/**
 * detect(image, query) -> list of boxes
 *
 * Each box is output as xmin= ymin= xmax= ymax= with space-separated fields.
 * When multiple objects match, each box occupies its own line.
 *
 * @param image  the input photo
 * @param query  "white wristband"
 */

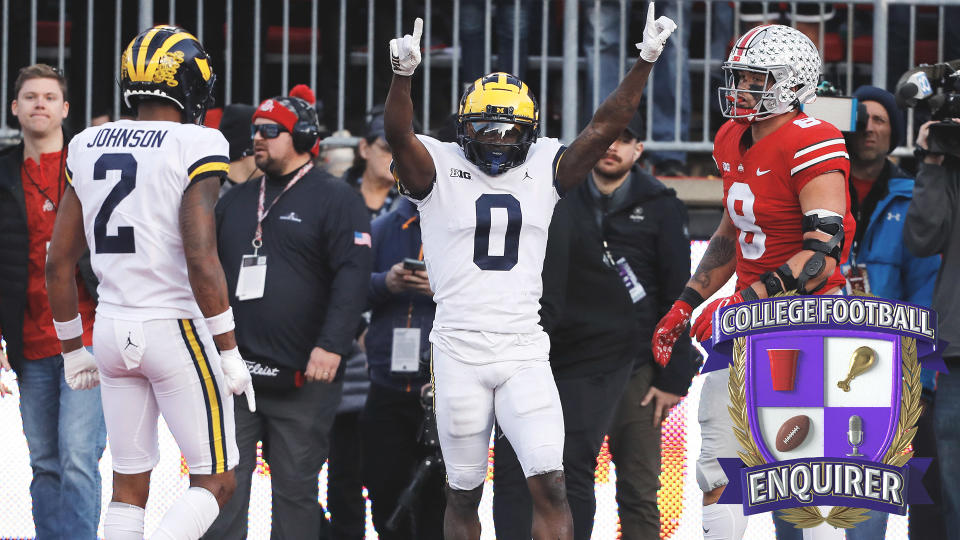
xmin=205 ymin=307 xmax=235 ymax=336
xmin=53 ymin=314 xmax=84 ymax=341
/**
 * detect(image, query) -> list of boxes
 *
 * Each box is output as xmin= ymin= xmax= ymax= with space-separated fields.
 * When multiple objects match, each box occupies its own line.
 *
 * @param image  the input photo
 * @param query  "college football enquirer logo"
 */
xmin=706 ymin=295 xmax=943 ymax=528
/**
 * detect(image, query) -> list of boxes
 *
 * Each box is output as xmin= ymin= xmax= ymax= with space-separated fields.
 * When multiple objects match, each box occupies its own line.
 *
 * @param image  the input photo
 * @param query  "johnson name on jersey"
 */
xmin=404 ymin=134 xmax=565 ymax=335
xmin=713 ymin=112 xmax=855 ymax=292
xmin=65 ymin=120 xmax=229 ymax=321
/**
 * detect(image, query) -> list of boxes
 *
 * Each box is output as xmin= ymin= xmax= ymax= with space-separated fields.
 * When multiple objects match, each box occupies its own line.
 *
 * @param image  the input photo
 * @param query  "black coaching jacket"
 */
xmin=0 ymin=141 xmax=98 ymax=375
xmin=539 ymin=166 xmax=700 ymax=395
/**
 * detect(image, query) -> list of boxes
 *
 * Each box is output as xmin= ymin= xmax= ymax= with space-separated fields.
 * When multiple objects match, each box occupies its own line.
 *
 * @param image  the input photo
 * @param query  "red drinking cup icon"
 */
xmin=767 ymin=349 xmax=800 ymax=391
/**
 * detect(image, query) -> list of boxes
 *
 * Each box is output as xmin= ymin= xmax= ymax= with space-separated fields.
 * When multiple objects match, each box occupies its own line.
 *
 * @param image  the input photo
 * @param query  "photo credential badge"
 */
xmin=236 ymin=255 xmax=267 ymax=300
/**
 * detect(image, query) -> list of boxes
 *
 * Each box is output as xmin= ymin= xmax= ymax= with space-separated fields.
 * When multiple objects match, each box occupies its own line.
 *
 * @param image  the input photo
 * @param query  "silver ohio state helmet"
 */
xmin=719 ymin=25 xmax=822 ymax=122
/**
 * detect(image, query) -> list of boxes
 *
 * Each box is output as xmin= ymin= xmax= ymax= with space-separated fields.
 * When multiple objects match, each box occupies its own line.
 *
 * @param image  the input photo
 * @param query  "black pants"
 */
xmin=910 ymin=394 xmax=947 ymax=539
xmin=361 ymin=382 xmax=444 ymax=540
xmin=608 ymin=363 xmax=662 ymax=539
xmin=492 ymin=361 xmax=634 ymax=540
xmin=203 ymin=381 xmax=343 ymax=539
xmin=324 ymin=410 xmax=366 ymax=540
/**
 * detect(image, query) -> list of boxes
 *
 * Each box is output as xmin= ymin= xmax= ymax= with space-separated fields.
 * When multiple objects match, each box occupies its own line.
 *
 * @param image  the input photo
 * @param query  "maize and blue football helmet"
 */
xmin=120 ymin=25 xmax=216 ymax=124
xmin=457 ymin=72 xmax=539 ymax=175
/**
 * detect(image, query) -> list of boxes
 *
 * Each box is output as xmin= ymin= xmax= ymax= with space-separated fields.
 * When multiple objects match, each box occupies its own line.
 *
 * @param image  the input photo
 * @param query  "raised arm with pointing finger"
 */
xmin=384 ymin=3 xmax=676 ymax=196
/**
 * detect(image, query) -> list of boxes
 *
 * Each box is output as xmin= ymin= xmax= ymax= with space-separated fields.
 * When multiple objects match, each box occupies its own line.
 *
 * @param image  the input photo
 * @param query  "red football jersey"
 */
xmin=713 ymin=112 xmax=855 ymax=292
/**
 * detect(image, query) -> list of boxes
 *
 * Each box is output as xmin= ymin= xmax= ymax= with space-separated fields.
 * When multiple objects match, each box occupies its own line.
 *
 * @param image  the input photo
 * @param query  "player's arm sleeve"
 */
xmin=538 ymin=201 xmax=572 ymax=335
xmin=652 ymin=197 xmax=699 ymax=396
xmin=183 ymin=129 xmax=230 ymax=190
xmin=904 ymin=163 xmax=958 ymax=257
xmin=789 ymin=129 xmax=850 ymax=192
xmin=316 ymin=188 xmax=375 ymax=357
xmin=551 ymin=144 xmax=568 ymax=199
xmin=393 ymin=134 xmax=439 ymax=205
xmin=64 ymin=137 xmax=79 ymax=188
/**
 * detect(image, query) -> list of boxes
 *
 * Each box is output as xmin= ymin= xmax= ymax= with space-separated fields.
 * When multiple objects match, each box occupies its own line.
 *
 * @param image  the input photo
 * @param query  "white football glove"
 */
xmin=220 ymin=347 xmax=256 ymax=412
xmin=390 ymin=18 xmax=423 ymax=76
xmin=62 ymin=347 xmax=99 ymax=391
xmin=635 ymin=2 xmax=677 ymax=63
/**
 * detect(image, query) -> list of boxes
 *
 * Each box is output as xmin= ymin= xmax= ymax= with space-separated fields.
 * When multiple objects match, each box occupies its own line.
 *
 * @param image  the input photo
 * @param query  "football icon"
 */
xmin=776 ymin=414 xmax=811 ymax=452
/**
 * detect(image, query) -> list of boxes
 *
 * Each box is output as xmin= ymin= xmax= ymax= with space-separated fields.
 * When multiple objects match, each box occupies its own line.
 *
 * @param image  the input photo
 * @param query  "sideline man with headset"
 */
xmin=204 ymin=95 xmax=373 ymax=538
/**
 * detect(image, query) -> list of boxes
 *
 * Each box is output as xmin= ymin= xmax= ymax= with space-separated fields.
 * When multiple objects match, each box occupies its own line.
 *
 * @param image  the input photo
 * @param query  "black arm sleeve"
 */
xmin=653 ymin=197 xmax=700 ymax=395
xmin=316 ymin=190 xmax=375 ymax=356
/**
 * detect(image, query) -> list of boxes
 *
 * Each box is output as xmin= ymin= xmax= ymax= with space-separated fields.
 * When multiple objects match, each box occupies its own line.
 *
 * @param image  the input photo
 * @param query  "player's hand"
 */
xmin=220 ymin=347 xmax=256 ymax=412
xmin=641 ymin=386 xmax=682 ymax=427
xmin=305 ymin=346 xmax=341 ymax=384
xmin=62 ymin=346 xmax=100 ymax=391
xmin=390 ymin=18 xmax=423 ymax=76
xmin=635 ymin=2 xmax=677 ymax=63
xmin=652 ymin=300 xmax=693 ymax=367
xmin=690 ymin=292 xmax=746 ymax=343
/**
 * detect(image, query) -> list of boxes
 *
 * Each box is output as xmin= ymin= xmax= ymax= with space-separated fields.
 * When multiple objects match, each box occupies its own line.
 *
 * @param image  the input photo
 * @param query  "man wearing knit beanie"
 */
xmin=840 ymin=85 xmax=944 ymax=539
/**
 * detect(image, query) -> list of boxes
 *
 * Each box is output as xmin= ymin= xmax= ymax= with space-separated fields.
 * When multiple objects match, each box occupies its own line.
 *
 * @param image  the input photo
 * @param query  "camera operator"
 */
xmin=361 ymin=196 xmax=444 ymax=539
xmin=904 ymin=116 xmax=960 ymax=540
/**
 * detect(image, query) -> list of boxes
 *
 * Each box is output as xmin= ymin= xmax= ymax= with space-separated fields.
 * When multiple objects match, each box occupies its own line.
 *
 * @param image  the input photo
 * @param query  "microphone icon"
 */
xmin=847 ymin=415 xmax=864 ymax=457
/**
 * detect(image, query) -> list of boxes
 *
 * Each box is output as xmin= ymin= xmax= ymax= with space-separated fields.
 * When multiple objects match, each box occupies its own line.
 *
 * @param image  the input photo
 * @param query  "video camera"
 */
xmin=895 ymin=60 xmax=960 ymax=157
xmin=801 ymin=81 xmax=865 ymax=133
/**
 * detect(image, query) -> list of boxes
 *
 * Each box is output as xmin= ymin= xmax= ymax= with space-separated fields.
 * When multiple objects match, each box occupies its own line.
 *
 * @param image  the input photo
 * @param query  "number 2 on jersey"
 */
xmin=726 ymin=182 xmax=766 ymax=259
xmin=93 ymin=153 xmax=137 ymax=254
xmin=474 ymin=194 xmax=521 ymax=271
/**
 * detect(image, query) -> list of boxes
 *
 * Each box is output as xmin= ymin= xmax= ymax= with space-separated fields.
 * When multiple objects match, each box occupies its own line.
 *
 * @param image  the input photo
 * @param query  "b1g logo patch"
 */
xmin=450 ymin=168 xmax=471 ymax=179
xmin=702 ymin=296 xmax=945 ymax=528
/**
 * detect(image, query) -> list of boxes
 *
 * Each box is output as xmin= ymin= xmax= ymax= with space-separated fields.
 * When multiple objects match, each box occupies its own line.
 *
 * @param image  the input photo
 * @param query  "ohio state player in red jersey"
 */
xmin=651 ymin=24 xmax=854 ymax=539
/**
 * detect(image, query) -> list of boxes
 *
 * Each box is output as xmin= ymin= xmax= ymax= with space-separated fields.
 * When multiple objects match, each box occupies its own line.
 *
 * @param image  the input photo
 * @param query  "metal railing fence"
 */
xmin=1 ymin=0 xmax=957 ymax=157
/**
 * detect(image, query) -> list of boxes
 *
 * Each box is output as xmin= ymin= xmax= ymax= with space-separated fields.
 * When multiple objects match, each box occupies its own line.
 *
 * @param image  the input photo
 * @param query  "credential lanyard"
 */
xmin=252 ymin=162 xmax=313 ymax=254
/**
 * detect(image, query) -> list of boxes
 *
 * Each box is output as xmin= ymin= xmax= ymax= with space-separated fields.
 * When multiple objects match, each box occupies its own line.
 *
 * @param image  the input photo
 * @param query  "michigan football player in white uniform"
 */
xmin=45 ymin=26 xmax=254 ymax=540
xmin=385 ymin=5 xmax=676 ymax=538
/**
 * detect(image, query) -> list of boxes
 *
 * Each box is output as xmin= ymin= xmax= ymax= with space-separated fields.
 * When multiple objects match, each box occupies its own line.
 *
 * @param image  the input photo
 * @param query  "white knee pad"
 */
xmin=152 ymin=486 xmax=220 ymax=540
xmin=702 ymin=503 xmax=748 ymax=540
xmin=104 ymin=502 xmax=145 ymax=540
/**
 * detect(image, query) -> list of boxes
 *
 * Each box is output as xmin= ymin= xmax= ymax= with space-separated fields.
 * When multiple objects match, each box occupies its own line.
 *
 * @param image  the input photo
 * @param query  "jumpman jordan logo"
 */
xmin=522 ymin=170 xmax=533 ymax=182
xmin=124 ymin=332 xmax=139 ymax=351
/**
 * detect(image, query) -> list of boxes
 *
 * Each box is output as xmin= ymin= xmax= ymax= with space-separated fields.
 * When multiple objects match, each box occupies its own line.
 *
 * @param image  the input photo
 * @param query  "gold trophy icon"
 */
xmin=837 ymin=346 xmax=877 ymax=392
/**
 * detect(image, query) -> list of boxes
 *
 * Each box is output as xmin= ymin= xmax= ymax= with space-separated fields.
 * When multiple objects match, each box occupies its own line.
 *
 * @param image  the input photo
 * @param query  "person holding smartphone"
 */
xmin=363 ymin=197 xmax=443 ymax=539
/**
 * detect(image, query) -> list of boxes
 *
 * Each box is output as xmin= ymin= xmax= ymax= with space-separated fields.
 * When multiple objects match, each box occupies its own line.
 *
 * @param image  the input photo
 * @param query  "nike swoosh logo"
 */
xmin=757 ymin=168 xmax=771 ymax=176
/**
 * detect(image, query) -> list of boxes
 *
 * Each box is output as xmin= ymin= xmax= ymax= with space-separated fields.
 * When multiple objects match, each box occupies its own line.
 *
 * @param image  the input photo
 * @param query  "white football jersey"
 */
xmin=407 ymin=135 xmax=565 ymax=335
xmin=65 ymin=120 xmax=230 ymax=321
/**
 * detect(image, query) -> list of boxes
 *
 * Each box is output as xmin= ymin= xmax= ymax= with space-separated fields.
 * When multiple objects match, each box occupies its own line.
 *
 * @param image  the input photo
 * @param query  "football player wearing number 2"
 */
xmin=385 ymin=5 xmax=675 ymax=539
xmin=651 ymin=25 xmax=855 ymax=539
xmin=46 ymin=26 xmax=255 ymax=540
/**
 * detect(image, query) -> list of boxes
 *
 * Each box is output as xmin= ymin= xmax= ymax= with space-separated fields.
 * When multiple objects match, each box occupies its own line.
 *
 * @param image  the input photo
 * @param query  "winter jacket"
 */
xmin=540 ymin=166 xmax=700 ymax=395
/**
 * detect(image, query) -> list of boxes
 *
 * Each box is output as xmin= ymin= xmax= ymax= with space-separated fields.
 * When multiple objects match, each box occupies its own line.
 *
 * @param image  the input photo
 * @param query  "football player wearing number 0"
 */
xmin=649 ymin=25 xmax=855 ymax=539
xmin=46 ymin=26 xmax=254 ymax=540
xmin=385 ymin=5 xmax=675 ymax=539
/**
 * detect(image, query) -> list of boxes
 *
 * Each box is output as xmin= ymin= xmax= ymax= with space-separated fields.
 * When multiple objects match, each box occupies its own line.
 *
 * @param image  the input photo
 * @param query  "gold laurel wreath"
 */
xmin=728 ymin=332 xmax=923 ymax=529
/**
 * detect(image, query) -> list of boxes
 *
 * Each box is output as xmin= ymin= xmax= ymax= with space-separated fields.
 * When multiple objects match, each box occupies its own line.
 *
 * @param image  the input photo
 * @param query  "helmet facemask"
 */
xmin=719 ymin=64 xmax=797 ymax=123
xmin=459 ymin=120 xmax=536 ymax=175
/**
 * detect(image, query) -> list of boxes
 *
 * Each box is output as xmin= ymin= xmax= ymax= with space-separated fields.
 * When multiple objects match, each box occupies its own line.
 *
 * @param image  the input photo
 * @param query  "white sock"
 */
xmin=702 ymin=503 xmax=748 ymax=540
xmin=151 ymin=487 xmax=220 ymax=540
xmin=104 ymin=502 xmax=145 ymax=540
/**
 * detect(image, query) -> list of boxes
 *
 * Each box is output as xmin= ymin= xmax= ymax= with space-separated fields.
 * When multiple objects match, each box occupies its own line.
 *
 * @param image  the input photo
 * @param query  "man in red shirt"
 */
xmin=0 ymin=64 xmax=104 ymax=539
